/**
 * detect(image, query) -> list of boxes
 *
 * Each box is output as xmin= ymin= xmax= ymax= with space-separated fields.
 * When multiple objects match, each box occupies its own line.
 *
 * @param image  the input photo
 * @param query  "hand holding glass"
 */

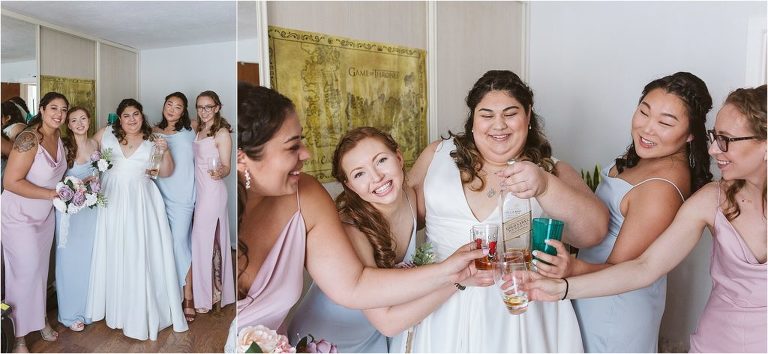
xmin=531 ymin=218 xmax=564 ymax=264
xmin=145 ymin=135 xmax=166 ymax=179
xmin=495 ymin=250 xmax=529 ymax=315
xmin=471 ymin=224 xmax=499 ymax=270
xmin=208 ymin=156 xmax=221 ymax=178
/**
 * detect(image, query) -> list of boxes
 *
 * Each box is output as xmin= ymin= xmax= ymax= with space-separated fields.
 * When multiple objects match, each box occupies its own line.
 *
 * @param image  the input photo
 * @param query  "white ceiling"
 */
xmin=2 ymin=1 xmax=237 ymax=62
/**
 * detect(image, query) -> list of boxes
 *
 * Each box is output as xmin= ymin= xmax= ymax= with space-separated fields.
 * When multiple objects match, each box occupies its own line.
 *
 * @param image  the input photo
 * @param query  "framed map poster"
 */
xmin=269 ymin=26 xmax=427 ymax=182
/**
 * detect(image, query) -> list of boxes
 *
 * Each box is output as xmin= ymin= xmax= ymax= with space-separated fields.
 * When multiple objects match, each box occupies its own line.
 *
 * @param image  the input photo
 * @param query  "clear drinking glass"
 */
xmin=145 ymin=134 xmax=165 ymax=179
xmin=495 ymin=250 xmax=529 ymax=315
xmin=208 ymin=156 xmax=221 ymax=177
xmin=471 ymin=224 xmax=499 ymax=270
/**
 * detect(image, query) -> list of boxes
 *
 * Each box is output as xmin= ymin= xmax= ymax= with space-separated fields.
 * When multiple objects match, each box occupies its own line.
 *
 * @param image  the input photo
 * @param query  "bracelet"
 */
xmin=561 ymin=278 xmax=570 ymax=300
xmin=454 ymin=283 xmax=466 ymax=291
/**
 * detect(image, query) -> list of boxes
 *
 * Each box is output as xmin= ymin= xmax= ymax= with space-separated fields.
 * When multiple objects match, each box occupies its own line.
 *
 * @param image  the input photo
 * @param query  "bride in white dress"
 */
xmin=404 ymin=71 xmax=609 ymax=352
xmin=87 ymin=99 xmax=188 ymax=341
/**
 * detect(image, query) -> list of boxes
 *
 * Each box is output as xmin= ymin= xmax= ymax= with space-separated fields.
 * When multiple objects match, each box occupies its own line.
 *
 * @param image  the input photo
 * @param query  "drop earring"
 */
xmin=688 ymin=142 xmax=695 ymax=168
xmin=245 ymin=169 xmax=252 ymax=189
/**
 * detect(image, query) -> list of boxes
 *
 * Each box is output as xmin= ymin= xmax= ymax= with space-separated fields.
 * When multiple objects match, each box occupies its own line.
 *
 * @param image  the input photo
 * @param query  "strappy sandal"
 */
xmin=40 ymin=325 xmax=58 ymax=341
xmin=69 ymin=320 xmax=85 ymax=332
xmin=183 ymin=298 xmax=196 ymax=322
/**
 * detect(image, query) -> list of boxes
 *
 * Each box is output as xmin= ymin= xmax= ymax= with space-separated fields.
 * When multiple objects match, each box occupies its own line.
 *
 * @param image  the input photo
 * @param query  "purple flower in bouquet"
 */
xmin=306 ymin=339 xmax=337 ymax=353
xmin=72 ymin=190 xmax=86 ymax=207
xmin=90 ymin=150 xmax=101 ymax=162
xmin=58 ymin=185 xmax=75 ymax=202
xmin=89 ymin=179 xmax=101 ymax=193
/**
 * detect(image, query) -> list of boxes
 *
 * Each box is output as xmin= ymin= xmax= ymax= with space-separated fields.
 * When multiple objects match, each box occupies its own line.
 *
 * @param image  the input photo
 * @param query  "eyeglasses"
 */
xmin=706 ymin=129 xmax=760 ymax=152
xmin=196 ymin=105 xmax=216 ymax=113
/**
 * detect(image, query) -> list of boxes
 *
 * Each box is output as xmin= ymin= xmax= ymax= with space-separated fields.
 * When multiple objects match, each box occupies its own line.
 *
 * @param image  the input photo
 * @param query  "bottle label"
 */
xmin=503 ymin=211 xmax=531 ymax=242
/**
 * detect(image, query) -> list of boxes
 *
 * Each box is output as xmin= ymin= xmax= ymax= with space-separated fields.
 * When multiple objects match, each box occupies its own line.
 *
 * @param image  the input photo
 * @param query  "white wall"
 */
xmin=1 ymin=59 xmax=36 ymax=83
xmin=237 ymin=38 xmax=260 ymax=63
xmin=529 ymin=1 xmax=766 ymax=350
xmin=139 ymin=40 xmax=238 ymax=246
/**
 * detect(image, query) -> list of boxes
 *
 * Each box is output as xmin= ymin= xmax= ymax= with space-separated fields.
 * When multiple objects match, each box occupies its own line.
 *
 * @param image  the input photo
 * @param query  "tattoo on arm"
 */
xmin=13 ymin=131 xmax=38 ymax=153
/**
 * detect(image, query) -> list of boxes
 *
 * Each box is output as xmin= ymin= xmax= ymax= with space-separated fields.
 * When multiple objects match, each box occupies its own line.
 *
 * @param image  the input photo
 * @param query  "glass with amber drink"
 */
xmin=495 ymin=250 xmax=529 ymax=315
xmin=471 ymin=224 xmax=499 ymax=270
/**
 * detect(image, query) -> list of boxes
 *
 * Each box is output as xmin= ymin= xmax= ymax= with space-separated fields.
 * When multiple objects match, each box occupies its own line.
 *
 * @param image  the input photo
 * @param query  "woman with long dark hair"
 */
xmin=2 ymin=92 xmax=69 ymax=352
xmin=227 ymin=83 xmax=483 ymax=352
xmin=404 ymin=70 xmax=609 ymax=352
xmin=153 ymin=92 xmax=197 ymax=322
xmin=54 ymin=107 xmax=100 ymax=333
xmin=527 ymin=85 xmax=767 ymax=353
xmin=534 ymin=72 xmax=714 ymax=352
xmin=86 ymin=98 xmax=188 ymax=340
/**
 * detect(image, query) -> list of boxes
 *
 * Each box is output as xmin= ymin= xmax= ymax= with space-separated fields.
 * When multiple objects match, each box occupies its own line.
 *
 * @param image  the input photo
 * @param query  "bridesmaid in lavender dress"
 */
xmin=1 ymin=92 xmax=69 ymax=353
xmin=190 ymin=90 xmax=235 ymax=314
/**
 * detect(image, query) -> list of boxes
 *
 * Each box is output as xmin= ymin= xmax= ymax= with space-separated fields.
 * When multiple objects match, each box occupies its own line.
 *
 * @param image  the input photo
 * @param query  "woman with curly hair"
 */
xmin=526 ymin=85 xmax=767 ymax=353
xmin=87 ymin=98 xmax=188 ymax=341
xmin=404 ymin=70 xmax=609 ymax=352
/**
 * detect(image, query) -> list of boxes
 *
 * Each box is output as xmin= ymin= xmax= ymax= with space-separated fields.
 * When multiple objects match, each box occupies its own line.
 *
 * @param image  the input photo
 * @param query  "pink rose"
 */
xmin=90 ymin=150 xmax=101 ymax=161
xmin=307 ymin=339 xmax=337 ymax=353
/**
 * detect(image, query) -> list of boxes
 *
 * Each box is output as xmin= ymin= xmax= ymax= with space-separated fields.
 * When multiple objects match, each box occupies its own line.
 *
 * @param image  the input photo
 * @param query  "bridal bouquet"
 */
xmin=53 ymin=175 xmax=106 ymax=214
xmin=239 ymin=325 xmax=295 ymax=353
xmin=238 ymin=326 xmax=337 ymax=353
xmin=91 ymin=148 xmax=114 ymax=173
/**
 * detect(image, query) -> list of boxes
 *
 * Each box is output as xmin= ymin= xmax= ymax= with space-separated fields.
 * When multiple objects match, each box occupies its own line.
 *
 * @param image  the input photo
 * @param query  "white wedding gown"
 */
xmin=400 ymin=139 xmax=583 ymax=352
xmin=86 ymin=126 xmax=188 ymax=340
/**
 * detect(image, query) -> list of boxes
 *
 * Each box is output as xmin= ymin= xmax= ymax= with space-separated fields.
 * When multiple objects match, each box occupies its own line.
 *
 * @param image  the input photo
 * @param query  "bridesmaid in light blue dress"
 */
xmin=55 ymin=106 xmax=100 ymax=332
xmin=287 ymin=128 xmax=468 ymax=353
xmin=153 ymin=92 xmax=197 ymax=322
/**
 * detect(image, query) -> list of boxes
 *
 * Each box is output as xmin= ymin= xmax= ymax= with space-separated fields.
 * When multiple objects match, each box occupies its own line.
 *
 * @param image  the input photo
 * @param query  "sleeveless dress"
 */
xmin=1 ymin=123 xmax=27 ymax=187
xmin=86 ymin=126 xmax=188 ymax=340
xmin=573 ymin=163 xmax=684 ymax=352
xmin=405 ymin=139 xmax=583 ymax=352
xmin=1 ymin=136 xmax=66 ymax=336
xmin=191 ymin=135 xmax=235 ymax=311
xmin=225 ymin=190 xmax=307 ymax=352
xmin=54 ymin=161 xmax=98 ymax=327
xmin=287 ymin=196 xmax=418 ymax=352
xmin=689 ymin=184 xmax=767 ymax=352
xmin=154 ymin=128 xmax=196 ymax=287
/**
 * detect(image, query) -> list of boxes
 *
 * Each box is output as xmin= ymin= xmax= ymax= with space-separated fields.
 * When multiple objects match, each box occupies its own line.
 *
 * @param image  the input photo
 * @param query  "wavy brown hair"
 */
xmin=616 ymin=72 xmax=713 ymax=192
xmin=236 ymin=83 xmax=296 ymax=296
xmin=112 ymin=98 xmax=153 ymax=144
xmin=446 ymin=70 xmax=555 ymax=191
xmin=196 ymin=90 xmax=232 ymax=137
xmin=332 ymin=127 xmax=406 ymax=269
xmin=62 ymin=107 xmax=91 ymax=169
xmin=721 ymin=85 xmax=767 ymax=221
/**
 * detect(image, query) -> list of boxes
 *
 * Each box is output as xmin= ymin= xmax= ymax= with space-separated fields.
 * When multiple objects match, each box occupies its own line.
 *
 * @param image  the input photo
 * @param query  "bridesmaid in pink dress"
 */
xmin=190 ymin=90 xmax=235 ymax=313
xmin=526 ymin=85 xmax=767 ymax=352
xmin=1 ymin=92 xmax=69 ymax=353
xmin=227 ymin=83 xmax=486 ymax=351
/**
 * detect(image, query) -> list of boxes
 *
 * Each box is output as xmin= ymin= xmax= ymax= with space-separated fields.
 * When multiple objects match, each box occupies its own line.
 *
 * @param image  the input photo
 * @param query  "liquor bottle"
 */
xmin=499 ymin=160 xmax=533 ymax=265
